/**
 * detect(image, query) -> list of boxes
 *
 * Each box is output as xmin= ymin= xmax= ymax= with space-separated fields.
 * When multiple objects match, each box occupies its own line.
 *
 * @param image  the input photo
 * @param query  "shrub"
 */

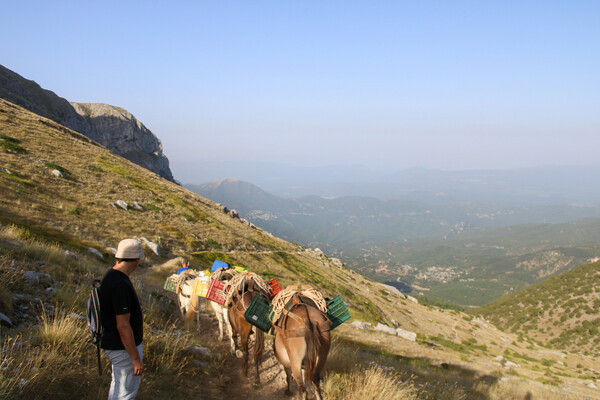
xmin=44 ymin=162 xmax=70 ymax=178
xmin=207 ymin=238 xmax=221 ymax=250
xmin=0 ymin=134 xmax=26 ymax=154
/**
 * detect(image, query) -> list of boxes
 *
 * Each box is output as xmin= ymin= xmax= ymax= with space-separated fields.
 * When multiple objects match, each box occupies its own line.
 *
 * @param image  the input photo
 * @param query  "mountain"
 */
xmin=2 ymin=97 xmax=599 ymax=398
xmin=186 ymin=178 xmax=297 ymax=214
xmin=0 ymin=64 xmax=174 ymax=182
xmin=176 ymin=160 xmax=389 ymax=196
xmin=187 ymin=178 xmax=600 ymax=307
xmin=476 ymin=260 xmax=600 ymax=353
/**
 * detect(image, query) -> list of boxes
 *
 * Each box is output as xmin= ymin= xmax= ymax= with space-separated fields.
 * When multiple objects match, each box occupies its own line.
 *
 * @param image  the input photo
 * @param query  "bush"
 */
xmin=0 ymin=134 xmax=26 ymax=154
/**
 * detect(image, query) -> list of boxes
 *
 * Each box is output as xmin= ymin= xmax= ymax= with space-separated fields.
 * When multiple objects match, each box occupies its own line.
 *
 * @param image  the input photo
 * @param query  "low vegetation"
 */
xmin=476 ymin=261 xmax=600 ymax=354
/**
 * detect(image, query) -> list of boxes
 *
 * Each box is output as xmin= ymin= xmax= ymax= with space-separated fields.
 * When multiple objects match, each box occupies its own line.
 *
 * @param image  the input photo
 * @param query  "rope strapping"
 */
xmin=175 ymin=269 xmax=201 ymax=295
xmin=224 ymin=272 xmax=271 ymax=305
xmin=270 ymin=286 xmax=327 ymax=324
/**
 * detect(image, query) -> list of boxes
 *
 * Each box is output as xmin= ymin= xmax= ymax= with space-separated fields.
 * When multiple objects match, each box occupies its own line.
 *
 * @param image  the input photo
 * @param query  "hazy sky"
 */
xmin=2 ymin=1 xmax=599 ymax=182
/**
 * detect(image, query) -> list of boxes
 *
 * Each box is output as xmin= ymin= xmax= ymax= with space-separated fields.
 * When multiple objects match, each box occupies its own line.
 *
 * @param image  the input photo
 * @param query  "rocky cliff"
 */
xmin=0 ymin=64 xmax=175 ymax=182
xmin=70 ymin=102 xmax=173 ymax=181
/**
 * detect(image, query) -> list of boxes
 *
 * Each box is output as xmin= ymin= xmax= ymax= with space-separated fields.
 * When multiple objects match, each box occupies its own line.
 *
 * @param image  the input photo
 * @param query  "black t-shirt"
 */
xmin=99 ymin=268 xmax=143 ymax=350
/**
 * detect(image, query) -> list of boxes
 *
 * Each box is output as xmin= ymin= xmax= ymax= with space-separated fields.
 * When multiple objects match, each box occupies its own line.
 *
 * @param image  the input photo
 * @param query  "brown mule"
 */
xmin=273 ymin=296 xmax=332 ymax=400
xmin=228 ymin=281 xmax=266 ymax=386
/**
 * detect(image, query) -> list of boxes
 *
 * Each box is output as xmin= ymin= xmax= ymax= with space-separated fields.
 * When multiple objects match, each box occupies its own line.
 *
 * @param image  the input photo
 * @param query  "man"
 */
xmin=177 ymin=259 xmax=190 ymax=275
xmin=99 ymin=238 xmax=145 ymax=399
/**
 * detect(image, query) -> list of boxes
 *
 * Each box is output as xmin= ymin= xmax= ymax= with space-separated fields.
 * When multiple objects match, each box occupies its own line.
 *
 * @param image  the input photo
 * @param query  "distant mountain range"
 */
xmin=180 ymin=160 xmax=600 ymax=204
xmin=187 ymin=177 xmax=600 ymax=247
xmin=187 ymin=177 xmax=600 ymax=306
xmin=0 ymin=64 xmax=174 ymax=181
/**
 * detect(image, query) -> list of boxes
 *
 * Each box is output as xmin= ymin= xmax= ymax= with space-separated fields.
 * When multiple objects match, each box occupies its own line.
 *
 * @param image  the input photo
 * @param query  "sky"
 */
xmin=2 ymin=1 xmax=600 ymax=184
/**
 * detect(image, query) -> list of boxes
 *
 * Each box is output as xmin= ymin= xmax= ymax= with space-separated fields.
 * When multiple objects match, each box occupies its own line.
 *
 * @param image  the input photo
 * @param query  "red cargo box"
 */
xmin=267 ymin=278 xmax=282 ymax=299
xmin=206 ymin=279 xmax=228 ymax=305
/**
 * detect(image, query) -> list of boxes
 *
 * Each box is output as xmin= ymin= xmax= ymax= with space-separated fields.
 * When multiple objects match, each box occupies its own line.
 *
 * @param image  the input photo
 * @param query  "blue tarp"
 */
xmin=211 ymin=259 xmax=229 ymax=272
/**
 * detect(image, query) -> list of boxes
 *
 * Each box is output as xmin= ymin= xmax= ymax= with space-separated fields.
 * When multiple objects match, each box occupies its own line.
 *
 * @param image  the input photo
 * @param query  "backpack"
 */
xmin=86 ymin=278 xmax=103 ymax=375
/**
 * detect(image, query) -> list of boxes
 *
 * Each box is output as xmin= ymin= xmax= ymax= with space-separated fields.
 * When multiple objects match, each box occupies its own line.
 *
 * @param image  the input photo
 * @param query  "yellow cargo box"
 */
xmin=193 ymin=277 xmax=210 ymax=297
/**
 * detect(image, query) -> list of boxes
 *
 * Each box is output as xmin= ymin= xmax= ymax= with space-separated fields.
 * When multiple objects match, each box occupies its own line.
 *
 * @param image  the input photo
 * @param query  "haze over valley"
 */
xmin=187 ymin=173 xmax=600 ymax=307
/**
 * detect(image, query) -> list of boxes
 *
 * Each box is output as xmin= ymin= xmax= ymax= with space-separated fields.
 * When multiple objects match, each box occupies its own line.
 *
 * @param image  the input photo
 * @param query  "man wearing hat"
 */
xmin=99 ymin=239 xmax=145 ymax=399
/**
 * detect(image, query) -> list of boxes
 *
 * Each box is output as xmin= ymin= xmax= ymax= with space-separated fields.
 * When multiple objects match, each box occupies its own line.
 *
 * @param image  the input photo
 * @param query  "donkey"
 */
xmin=209 ymin=268 xmax=237 ymax=345
xmin=273 ymin=295 xmax=332 ymax=400
xmin=176 ymin=273 xmax=202 ymax=332
xmin=227 ymin=279 xmax=267 ymax=387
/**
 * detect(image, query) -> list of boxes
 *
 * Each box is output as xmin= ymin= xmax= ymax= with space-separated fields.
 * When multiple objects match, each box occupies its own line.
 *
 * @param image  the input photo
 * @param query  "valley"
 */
xmin=188 ymin=178 xmax=600 ymax=307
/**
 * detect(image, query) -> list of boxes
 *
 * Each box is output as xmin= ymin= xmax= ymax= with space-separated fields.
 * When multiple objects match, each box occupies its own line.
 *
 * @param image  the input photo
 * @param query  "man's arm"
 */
xmin=115 ymin=313 xmax=144 ymax=375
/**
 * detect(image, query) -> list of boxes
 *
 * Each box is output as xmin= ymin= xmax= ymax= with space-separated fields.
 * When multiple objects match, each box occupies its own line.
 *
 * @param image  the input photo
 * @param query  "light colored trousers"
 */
xmin=104 ymin=344 xmax=143 ymax=400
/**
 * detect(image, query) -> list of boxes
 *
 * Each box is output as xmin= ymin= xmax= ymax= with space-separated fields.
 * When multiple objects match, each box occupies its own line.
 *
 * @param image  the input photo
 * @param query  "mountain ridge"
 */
xmin=0 ymin=64 xmax=174 ymax=182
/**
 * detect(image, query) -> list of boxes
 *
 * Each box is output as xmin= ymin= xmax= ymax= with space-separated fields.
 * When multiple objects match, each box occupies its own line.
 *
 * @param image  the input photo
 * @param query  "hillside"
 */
xmin=2 ymin=98 xmax=600 ymax=399
xmin=0 ymin=64 xmax=174 ymax=181
xmin=476 ymin=261 xmax=600 ymax=353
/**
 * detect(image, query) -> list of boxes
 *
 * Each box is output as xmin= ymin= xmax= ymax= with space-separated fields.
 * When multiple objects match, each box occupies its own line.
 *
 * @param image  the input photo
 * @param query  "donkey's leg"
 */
xmin=177 ymin=294 xmax=186 ymax=319
xmin=253 ymin=328 xmax=264 ymax=387
xmin=211 ymin=302 xmax=225 ymax=341
xmin=188 ymin=295 xmax=201 ymax=332
xmin=240 ymin=324 xmax=251 ymax=377
xmin=274 ymin=334 xmax=294 ymax=396
xmin=225 ymin=309 xmax=238 ymax=352
xmin=217 ymin=309 xmax=225 ymax=340
xmin=196 ymin=296 xmax=201 ymax=332
xmin=284 ymin=366 xmax=294 ymax=396
xmin=285 ymin=337 xmax=307 ymax=400
xmin=228 ymin=309 xmax=242 ymax=357
xmin=312 ymin=332 xmax=331 ymax=400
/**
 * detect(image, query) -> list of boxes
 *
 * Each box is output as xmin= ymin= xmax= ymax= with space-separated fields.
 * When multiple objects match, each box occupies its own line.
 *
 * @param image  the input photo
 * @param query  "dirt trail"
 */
xmin=192 ymin=305 xmax=289 ymax=399
xmin=140 ymin=267 xmax=289 ymax=399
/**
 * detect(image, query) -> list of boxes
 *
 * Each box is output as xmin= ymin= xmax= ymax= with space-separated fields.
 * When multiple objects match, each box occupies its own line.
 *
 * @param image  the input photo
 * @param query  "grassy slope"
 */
xmin=1 ymin=98 xmax=600 ymax=399
xmin=476 ymin=261 xmax=600 ymax=353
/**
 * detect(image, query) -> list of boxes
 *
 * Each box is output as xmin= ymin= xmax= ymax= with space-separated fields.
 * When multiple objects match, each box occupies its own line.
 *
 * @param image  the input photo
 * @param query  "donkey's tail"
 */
xmin=254 ymin=326 xmax=265 ymax=363
xmin=304 ymin=312 xmax=321 ymax=386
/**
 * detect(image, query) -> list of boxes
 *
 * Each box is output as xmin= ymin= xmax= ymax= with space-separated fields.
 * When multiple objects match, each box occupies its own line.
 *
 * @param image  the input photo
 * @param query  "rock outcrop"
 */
xmin=0 ymin=64 xmax=175 ymax=182
xmin=70 ymin=103 xmax=173 ymax=181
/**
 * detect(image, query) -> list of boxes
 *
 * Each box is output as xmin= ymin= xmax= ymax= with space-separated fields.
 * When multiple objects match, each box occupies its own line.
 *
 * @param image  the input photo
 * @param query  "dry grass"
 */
xmin=0 ymin=289 xmax=211 ymax=399
xmin=323 ymin=366 xmax=418 ymax=400
xmin=0 ymin=98 xmax=295 ymax=259
xmin=0 ymin=307 xmax=102 ymax=399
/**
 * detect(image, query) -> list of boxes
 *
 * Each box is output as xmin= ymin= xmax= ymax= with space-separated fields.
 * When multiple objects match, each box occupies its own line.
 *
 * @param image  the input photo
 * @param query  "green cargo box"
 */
xmin=327 ymin=295 xmax=351 ymax=329
xmin=244 ymin=294 xmax=273 ymax=332
xmin=164 ymin=275 xmax=177 ymax=293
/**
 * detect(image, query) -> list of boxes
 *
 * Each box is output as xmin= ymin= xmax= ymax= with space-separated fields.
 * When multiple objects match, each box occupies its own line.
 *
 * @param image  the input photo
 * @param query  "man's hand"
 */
xmin=132 ymin=357 xmax=144 ymax=376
